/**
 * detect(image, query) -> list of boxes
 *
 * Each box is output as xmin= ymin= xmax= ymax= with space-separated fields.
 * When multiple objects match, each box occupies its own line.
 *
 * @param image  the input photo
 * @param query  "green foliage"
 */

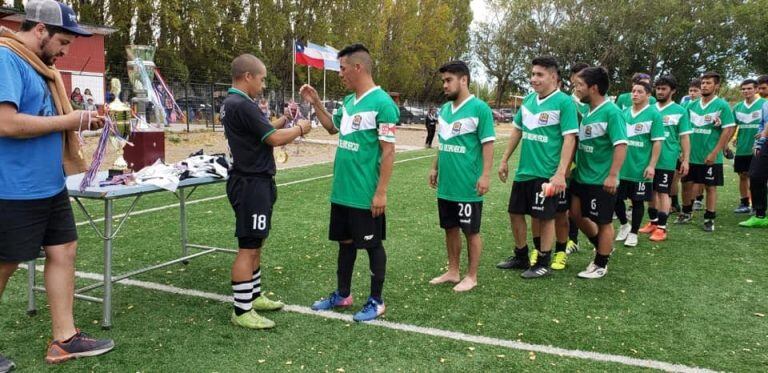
xmin=474 ymin=0 xmax=761 ymax=101
xmin=69 ymin=0 xmax=470 ymax=102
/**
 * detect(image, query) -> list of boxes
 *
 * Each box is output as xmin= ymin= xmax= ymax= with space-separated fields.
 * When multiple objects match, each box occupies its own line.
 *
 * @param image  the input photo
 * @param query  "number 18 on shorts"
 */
xmin=438 ymin=199 xmax=483 ymax=234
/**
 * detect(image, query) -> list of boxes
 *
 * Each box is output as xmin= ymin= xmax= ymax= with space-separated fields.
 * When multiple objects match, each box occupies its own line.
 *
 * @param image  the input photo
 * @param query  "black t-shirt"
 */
xmin=221 ymin=89 xmax=276 ymax=176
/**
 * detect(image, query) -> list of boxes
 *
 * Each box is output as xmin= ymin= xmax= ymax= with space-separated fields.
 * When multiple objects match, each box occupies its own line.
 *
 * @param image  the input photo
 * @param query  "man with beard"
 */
xmin=496 ymin=56 xmax=578 ymax=278
xmin=0 ymin=0 xmax=114 ymax=368
xmin=427 ymin=60 xmax=495 ymax=292
xmin=570 ymin=67 xmax=627 ymax=279
xmin=300 ymin=44 xmax=398 ymax=321
xmin=679 ymin=72 xmax=736 ymax=232
xmin=636 ymin=75 xmax=691 ymax=242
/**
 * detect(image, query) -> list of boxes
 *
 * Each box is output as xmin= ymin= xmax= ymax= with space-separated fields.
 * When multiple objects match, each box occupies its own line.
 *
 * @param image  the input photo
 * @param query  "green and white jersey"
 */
xmin=620 ymin=105 xmax=665 ymax=182
xmin=574 ymin=100 xmax=628 ymax=186
xmin=331 ymin=86 xmax=399 ymax=209
xmin=733 ymin=97 xmax=766 ymax=156
xmin=512 ymin=90 xmax=579 ymax=181
xmin=615 ymin=92 xmax=657 ymax=111
xmin=655 ymin=102 xmax=693 ymax=171
xmin=437 ymin=95 xmax=496 ymax=202
xmin=688 ymin=96 xmax=736 ymax=165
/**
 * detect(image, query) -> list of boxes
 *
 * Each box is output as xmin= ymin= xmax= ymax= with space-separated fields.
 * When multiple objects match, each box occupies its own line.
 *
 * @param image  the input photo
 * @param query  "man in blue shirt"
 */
xmin=740 ymin=75 xmax=768 ymax=227
xmin=0 ymin=0 xmax=114 ymax=368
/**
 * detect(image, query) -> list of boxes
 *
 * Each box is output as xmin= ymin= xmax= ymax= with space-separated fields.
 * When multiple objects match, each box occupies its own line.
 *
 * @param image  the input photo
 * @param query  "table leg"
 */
xmin=26 ymin=261 xmax=37 ymax=316
xmin=179 ymin=189 xmax=190 ymax=264
xmin=102 ymin=199 xmax=113 ymax=330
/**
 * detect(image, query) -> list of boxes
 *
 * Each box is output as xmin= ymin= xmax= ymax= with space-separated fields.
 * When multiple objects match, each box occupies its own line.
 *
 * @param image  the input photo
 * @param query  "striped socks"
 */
xmin=232 ymin=279 xmax=253 ymax=316
xmin=253 ymin=268 xmax=261 ymax=299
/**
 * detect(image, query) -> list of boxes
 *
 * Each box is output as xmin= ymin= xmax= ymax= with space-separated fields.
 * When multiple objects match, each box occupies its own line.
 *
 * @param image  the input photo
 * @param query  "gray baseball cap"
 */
xmin=24 ymin=0 xmax=92 ymax=37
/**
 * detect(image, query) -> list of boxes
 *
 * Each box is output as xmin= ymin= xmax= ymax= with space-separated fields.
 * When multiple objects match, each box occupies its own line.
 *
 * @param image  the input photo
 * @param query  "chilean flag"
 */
xmin=295 ymin=40 xmax=325 ymax=69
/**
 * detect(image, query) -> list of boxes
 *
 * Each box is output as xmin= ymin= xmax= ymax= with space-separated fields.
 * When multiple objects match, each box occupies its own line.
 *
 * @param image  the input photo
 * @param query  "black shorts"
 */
xmin=556 ymin=187 xmax=570 ymax=213
xmin=437 ymin=199 xmax=483 ymax=234
xmin=734 ymin=155 xmax=753 ymax=174
xmin=682 ymin=163 xmax=724 ymax=186
xmin=570 ymin=181 xmax=618 ymax=225
xmin=617 ymin=180 xmax=652 ymax=201
xmin=226 ymin=175 xmax=277 ymax=248
xmin=653 ymin=169 xmax=675 ymax=194
xmin=0 ymin=189 xmax=78 ymax=262
xmin=329 ymin=203 xmax=386 ymax=248
xmin=507 ymin=178 xmax=558 ymax=220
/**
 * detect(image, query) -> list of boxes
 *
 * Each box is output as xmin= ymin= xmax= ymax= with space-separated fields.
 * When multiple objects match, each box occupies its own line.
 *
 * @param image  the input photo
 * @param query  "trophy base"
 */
xmin=108 ymin=169 xmax=127 ymax=180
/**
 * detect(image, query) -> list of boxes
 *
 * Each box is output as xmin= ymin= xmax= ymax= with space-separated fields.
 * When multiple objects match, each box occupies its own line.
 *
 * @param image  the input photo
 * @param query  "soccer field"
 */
xmin=1 ymin=141 xmax=765 ymax=372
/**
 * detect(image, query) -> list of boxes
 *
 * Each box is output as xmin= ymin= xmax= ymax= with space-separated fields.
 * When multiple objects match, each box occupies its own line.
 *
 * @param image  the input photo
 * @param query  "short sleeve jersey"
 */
xmin=733 ymin=98 xmax=766 ymax=156
xmin=221 ymin=88 xmax=276 ymax=176
xmin=620 ymin=105 xmax=665 ymax=182
xmin=655 ymin=102 xmax=693 ymax=171
xmin=0 ymin=47 xmax=63 ymax=200
xmin=437 ymin=95 xmax=496 ymax=202
xmin=688 ymin=96 xmax=736 ymax=165
xmin=331 ymin=86 xmax=399 ymax=209
xmin=574 ymin=100 xmax=628 ymax=186
xmin=512 ymin=91 xmax=579 ymax=182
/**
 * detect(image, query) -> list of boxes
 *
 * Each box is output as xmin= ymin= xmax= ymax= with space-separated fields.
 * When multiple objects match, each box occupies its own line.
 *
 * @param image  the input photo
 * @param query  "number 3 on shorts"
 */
xmin=252 ymin=214 xmax=267 ymax=230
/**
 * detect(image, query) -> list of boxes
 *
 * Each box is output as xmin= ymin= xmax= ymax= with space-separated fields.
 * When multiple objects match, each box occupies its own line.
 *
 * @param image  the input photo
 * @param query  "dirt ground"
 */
xmin=81 ymin=124 xmax=513 ymax=171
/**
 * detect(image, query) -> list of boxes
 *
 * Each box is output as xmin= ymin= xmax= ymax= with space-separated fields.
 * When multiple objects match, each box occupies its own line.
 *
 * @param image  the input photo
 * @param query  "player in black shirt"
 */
xmin=222 ymin=54 xmax=311 ymax=329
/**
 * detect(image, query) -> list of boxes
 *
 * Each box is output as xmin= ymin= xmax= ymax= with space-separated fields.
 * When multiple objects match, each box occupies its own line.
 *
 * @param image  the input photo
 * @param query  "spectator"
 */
xmin=69 ymin=87 xmax=83 ymax=109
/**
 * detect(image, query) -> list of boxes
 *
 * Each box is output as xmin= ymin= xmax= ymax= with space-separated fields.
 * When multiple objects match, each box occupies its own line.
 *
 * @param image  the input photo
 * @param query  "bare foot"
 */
xmin=429 ymin=272 xmax=460 ymax=285
xmin=452 ymin=277 xmax=477 ymax=292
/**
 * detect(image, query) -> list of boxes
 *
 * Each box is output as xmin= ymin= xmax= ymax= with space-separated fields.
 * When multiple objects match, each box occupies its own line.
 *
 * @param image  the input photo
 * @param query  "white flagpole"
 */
xmin=292 ymin=39 xmax=295 ymax=101
xmin=323 ymin=68 xmax=326 ymax=101
xmin=308 ymin=65 xmax=310 ymax=88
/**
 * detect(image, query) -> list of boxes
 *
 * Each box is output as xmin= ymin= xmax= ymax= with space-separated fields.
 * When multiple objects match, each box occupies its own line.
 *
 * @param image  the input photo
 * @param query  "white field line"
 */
xmin=75 ymin=153 xmax=437 ymax=227
xmin=28 ymin=265 xmax=715 ymax=373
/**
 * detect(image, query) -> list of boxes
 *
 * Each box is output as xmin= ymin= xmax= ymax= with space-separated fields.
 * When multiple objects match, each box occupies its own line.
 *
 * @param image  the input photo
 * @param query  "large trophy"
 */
xmin=123 ymin=45 xmax=165 ymax=171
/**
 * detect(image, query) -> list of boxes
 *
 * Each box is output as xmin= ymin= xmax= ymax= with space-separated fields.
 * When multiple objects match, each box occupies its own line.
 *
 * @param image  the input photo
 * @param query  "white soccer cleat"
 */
xmin=577 ymin=262 xmax=608 ymax=279
xmin=624 ymin=233 xmax=638 ymax=247
xmin=615 ymin=223 xmax=631 ymax=241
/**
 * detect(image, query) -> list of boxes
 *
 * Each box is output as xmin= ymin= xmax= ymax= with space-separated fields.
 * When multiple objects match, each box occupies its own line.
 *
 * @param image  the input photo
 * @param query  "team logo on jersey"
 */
xmin=452 ymin=121 xmax=462 ymax=134
xmin=663 ymin=116 xmax=669 ymax=125
xmin=352 ymin=115 xmax=362 ymax=130
xmin=584 ymin=125 xmax=592 ymax=138
xmin=538 ymin=113 xmax=549 ymax=125
xmin=753 ymin=112 xmax=760 ymax=119
xmin=635 ymin=123 xmax=644 ymax=133
xmin=704 ymin=115 xmax=712 ymax=123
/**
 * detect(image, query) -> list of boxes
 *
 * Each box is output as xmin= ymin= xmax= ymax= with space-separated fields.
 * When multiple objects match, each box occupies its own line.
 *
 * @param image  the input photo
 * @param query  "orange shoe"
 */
xmin=638 ymin=222 xmax=658 ymax=234
xmin=649 ymin=228 xmax=667 ymax=241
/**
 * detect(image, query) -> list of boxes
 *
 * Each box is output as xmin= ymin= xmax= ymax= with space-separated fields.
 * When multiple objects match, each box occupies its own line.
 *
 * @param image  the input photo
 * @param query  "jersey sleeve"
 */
xmin=719 ymin=101 xmax=736 ymax=128
xmin=651 ymin=111 xmax=665 ymax=141
xmin=0 ymin=51 xmax=23 ymax=109
xmin=241 ymin=102 xmax=276 ymax=142
xmin=478 ymin=103 xmax=496 ymax=143
xmin=376 ymin=101 xmax=399 ymax=143
xmin=559 ymin=97 xmax=579 ymax=135
xmin=608 ymin=109 xmax=628 ymax=146
xmin=512 ymin=106 xmax=523 ymax=129
xmin=678 ymin=109 xmax=693 ymax=136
